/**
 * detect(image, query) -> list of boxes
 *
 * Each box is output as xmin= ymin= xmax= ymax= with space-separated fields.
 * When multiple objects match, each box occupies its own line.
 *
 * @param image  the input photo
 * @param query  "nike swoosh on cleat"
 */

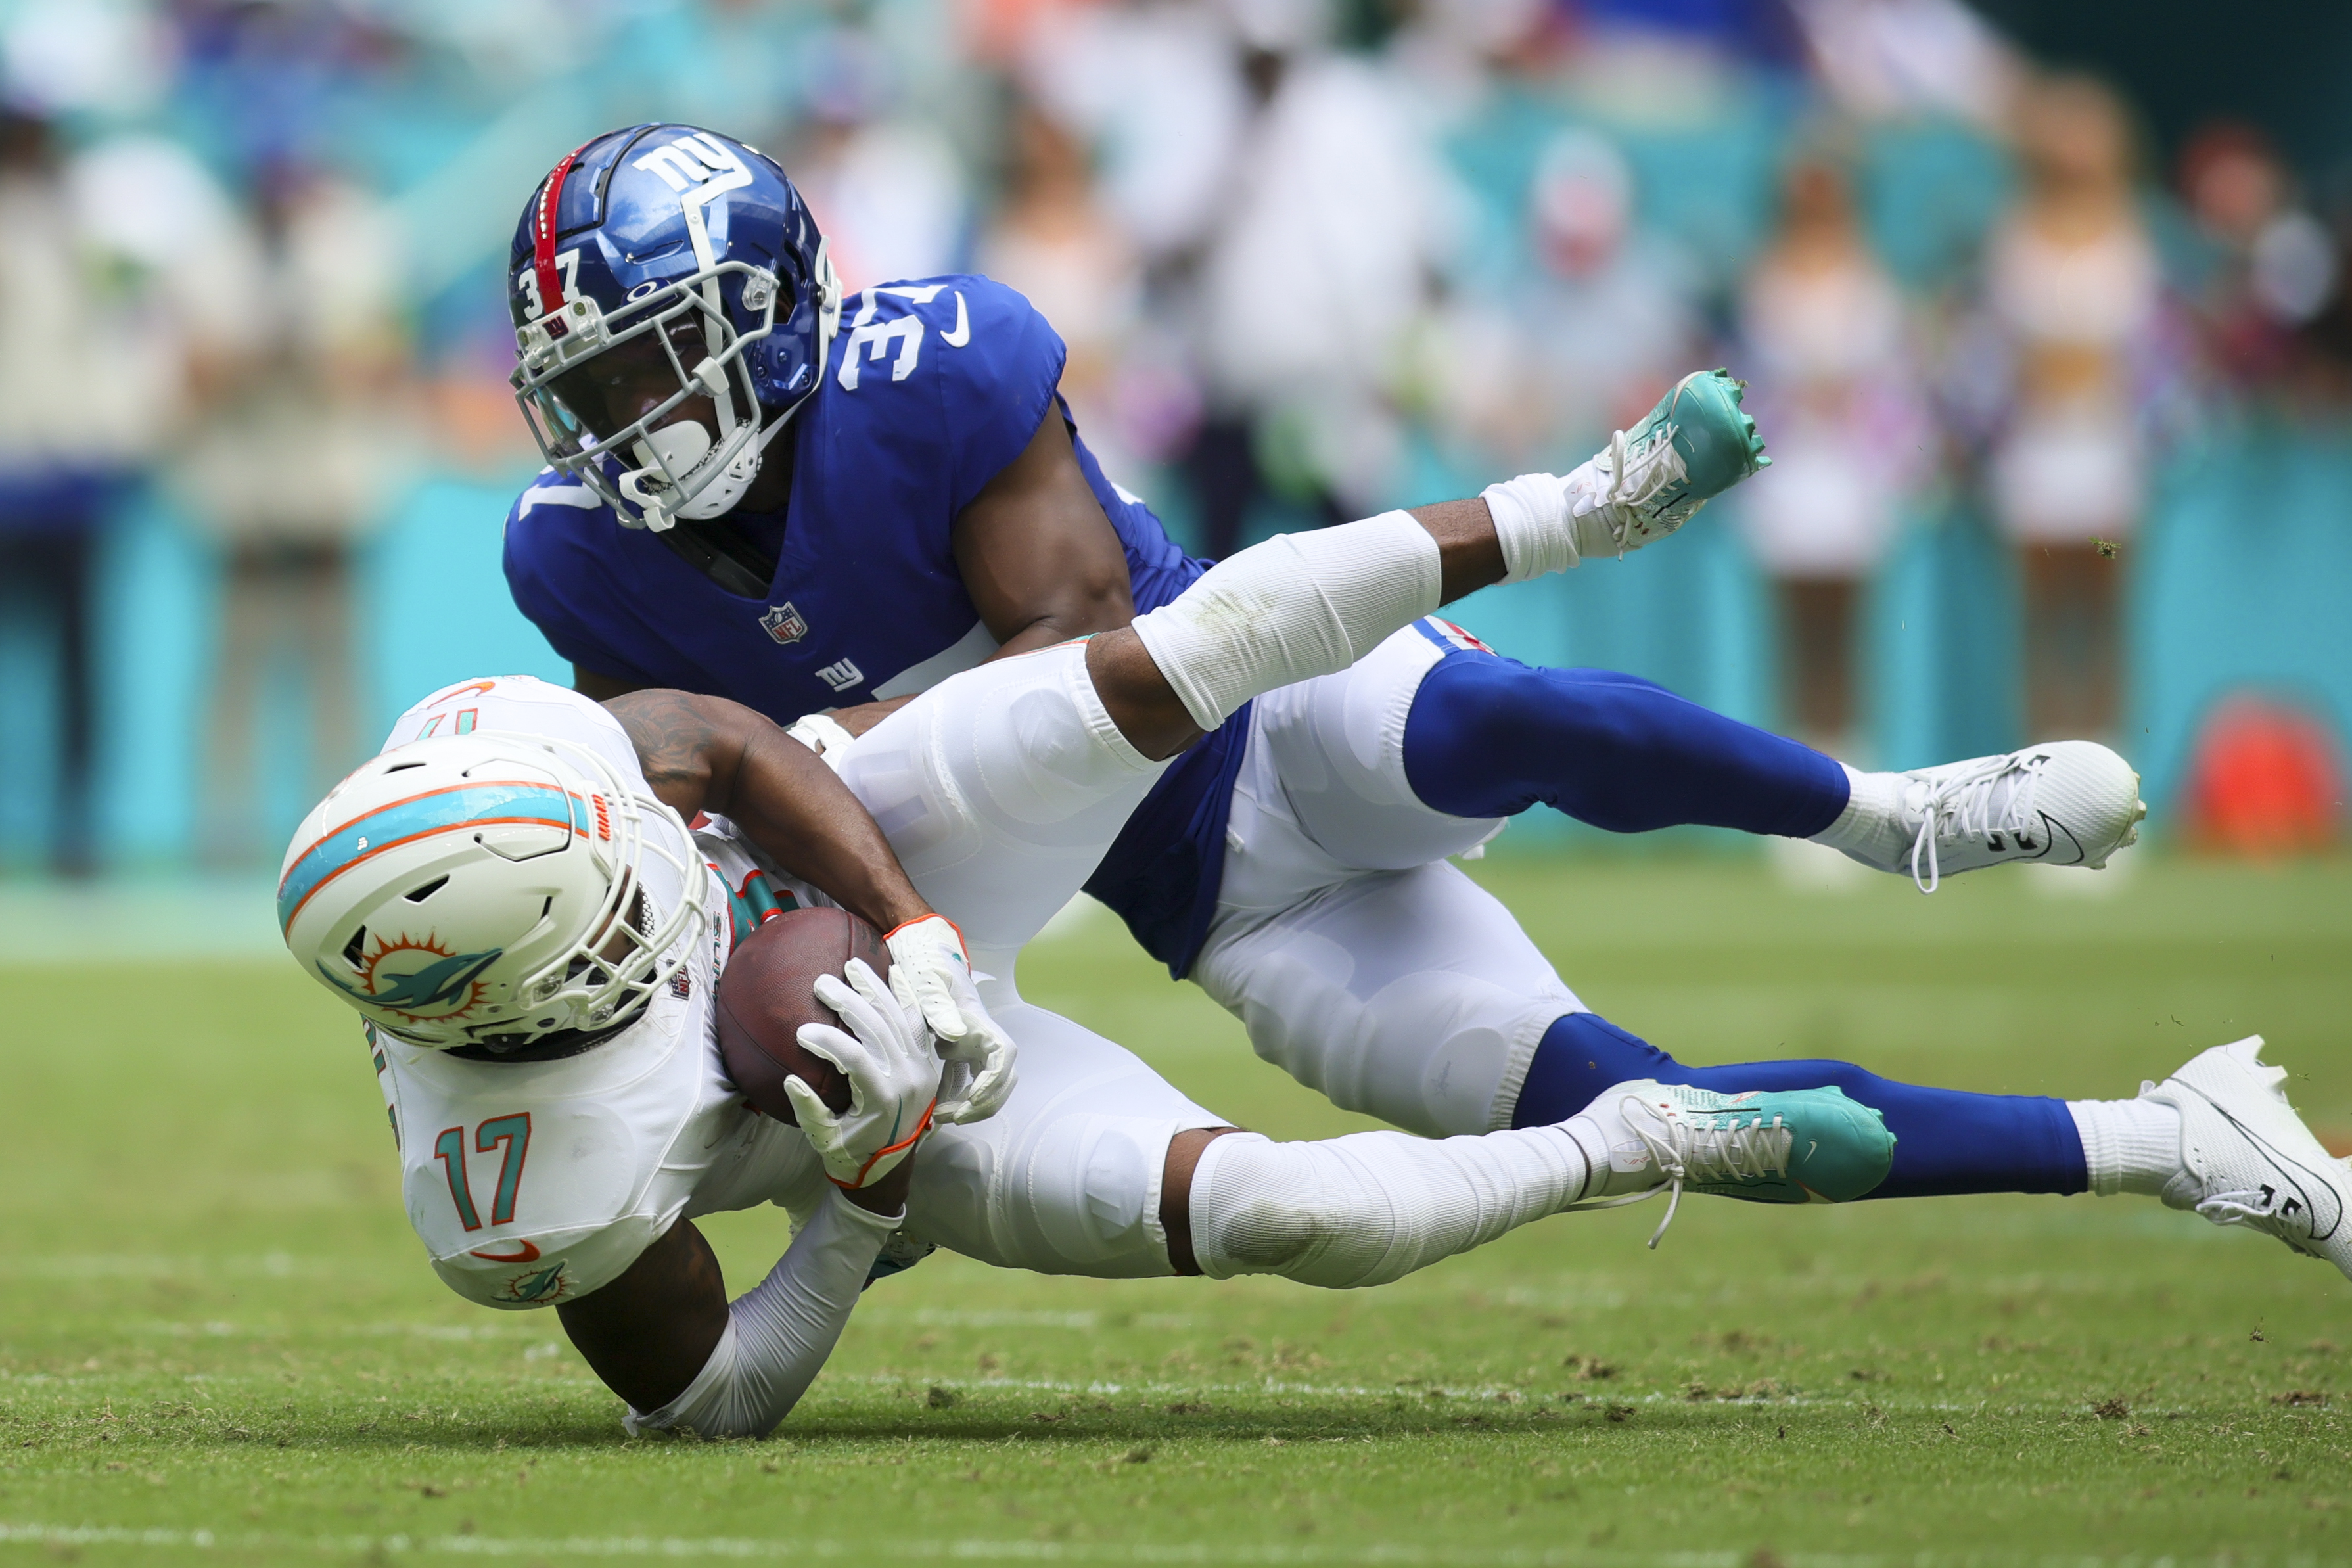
xmin=2036 ymin=813 xmax=2085 ymax=867
xmin=2176 ymin=1082 xmax=2343 ymax=1240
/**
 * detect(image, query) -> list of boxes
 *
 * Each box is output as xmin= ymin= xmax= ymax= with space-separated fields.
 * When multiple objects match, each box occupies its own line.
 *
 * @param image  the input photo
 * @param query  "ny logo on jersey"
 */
xmin=816 ymin=658 xmax=864 ymax=694
xmin=760 ymin=602 xmax=809 ymax=645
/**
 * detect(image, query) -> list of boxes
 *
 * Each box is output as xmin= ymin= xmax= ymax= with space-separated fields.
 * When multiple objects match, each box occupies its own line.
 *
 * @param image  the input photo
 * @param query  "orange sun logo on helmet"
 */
xmin=321 ymin=933 xmax=505 ymax=1024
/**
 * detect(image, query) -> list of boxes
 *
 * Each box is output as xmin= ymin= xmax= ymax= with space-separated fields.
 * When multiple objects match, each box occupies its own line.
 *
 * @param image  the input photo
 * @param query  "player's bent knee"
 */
xmin=1024 ymin=1113 xmax=1164 ymax=1268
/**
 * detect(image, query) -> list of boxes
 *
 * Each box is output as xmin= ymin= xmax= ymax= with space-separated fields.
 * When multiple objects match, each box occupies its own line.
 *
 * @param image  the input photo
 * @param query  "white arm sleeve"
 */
xmin=624 ymin=1189 xmax=896 ymax=1440
xmin=1130 ymin=510 xmax=1442 ymax=732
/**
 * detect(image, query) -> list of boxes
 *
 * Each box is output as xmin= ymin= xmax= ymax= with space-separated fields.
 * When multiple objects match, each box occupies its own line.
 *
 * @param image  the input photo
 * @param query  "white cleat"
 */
xmin=2144 ymin=1037 xmax=2352 ymax=1283
xmin=1839 ymin=740 xmax=2146 ymax=892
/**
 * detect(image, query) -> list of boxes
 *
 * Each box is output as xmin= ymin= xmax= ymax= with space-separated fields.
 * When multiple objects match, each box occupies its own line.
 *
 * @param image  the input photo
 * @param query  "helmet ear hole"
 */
xmin=340 ymin=927 xmax=368 ymax=971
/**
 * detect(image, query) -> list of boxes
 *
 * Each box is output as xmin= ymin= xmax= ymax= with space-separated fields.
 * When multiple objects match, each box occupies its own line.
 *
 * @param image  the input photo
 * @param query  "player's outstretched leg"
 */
xmin=1398 ymin=657 xmax=2146 ymax=892
xmin=1511 ymin=1015 xmax=2352 ymax=1282
xmin=1182 ymin=1080 xmax=1891 ymax=1287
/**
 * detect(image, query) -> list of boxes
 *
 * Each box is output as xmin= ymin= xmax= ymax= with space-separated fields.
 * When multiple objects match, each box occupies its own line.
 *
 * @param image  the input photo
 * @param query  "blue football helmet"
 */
xmin=507 ymin=124 xmax=842 ymax=531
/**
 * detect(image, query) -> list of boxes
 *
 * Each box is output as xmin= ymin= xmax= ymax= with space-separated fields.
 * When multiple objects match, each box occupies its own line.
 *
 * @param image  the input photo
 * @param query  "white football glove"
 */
xmin=785 ymin=959 xmax=940 ymax=1189
xmin=883 ymin=915 xmax=1017 ymax=1125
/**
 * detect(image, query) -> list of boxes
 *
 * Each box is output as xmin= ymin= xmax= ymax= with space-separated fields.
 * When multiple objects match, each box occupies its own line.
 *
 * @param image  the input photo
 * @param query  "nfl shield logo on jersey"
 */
xmin=759 ymin=602 xmax=809 ymax=645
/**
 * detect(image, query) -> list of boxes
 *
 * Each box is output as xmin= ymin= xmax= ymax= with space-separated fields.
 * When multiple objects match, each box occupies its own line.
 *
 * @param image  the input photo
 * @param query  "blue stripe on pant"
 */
xmin=1512 ymin=1012 xmax=2088 ymax=1199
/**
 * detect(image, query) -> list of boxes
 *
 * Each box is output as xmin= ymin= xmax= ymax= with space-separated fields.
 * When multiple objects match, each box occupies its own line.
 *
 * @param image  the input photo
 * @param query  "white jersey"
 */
xmin=367 ymin=677 xmax=835 ymax=1310
xmin=361 ymin=658 xmax=1228 ymax=1318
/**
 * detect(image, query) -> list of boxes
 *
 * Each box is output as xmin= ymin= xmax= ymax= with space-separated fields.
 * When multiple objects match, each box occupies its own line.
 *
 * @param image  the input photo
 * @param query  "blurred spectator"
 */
xmin=1526 ymin=128 xmax=1696 ymax=460
xmin=1790 ymin=0 xmax=2019 ymax=129
xmin=1979 ymin=74 xmax=2167 ymax=743
xmin=173 ymin=161 xmax=417 ymax=865
xmin=2177 ymin=122 xmax=2343 ymax=398
xmin=1428 ymin=127 xmax=1700 ymax=484
xmin=1738 ymin=142 xmax=1933 ymax=755
xmin=1020 ymin=0 xmax=1248 ymax=267
xmin=0 ymin=110 xmax=169 ymax=875
xmin=2182 ymin=694 xmax=2345 ymax=857
xmin=1185 ymin=0 xmax=1458 ymax=556
xmin=978 ymin=92 xmax=1144 ymax=479
xmin=1386 ymin=0 xmax=1559 ymax=125
xmin=789 ymin=25 xmax=971 ymax=294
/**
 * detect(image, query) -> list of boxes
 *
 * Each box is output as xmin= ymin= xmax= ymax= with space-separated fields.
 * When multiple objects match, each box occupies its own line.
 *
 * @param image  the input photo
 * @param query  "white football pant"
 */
xmin=1199 ymin=622 xmax=1589 ymax=1136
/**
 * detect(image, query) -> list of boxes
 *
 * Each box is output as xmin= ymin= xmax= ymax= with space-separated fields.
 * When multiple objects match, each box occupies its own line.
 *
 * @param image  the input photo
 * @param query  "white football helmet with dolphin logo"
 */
xmin=279 ymin=731 xmax=707 ymax=1049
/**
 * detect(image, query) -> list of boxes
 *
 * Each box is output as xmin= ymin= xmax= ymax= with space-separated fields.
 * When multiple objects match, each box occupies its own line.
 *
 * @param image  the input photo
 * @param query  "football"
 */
xmin=714 ymin=905 xmax=892 ymax=1124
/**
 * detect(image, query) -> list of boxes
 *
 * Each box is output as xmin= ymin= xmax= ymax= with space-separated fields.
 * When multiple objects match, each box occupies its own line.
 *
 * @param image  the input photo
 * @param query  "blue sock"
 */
xmin=1512 ymin=1012 xmax=2087 ymax=1199
xmin=1401 ymin=653 xmax=1849 ymax=838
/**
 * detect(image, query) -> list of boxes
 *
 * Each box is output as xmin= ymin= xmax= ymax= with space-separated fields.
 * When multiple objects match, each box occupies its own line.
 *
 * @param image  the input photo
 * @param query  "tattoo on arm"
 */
xmin=601 ymin=688 xmax=933 ymax=933
xmin=604 ymin=689 xmax=741 ymax=821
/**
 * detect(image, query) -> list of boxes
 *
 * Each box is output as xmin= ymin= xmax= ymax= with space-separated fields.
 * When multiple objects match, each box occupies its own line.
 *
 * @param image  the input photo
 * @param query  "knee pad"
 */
xmin=1015 ymin=1112 xmax=1175 ymax=1276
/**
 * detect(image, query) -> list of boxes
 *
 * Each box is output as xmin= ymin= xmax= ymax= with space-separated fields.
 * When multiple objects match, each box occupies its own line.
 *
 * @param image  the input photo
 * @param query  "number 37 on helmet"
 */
xmin=506 ymin=123 xmax=842 ymax=535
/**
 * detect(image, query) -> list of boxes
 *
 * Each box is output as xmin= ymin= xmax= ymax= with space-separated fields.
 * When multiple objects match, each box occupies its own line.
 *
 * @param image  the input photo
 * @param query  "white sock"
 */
xmin=1809 ymin=763 xmax=1906 ymax=869
xmin=1479 ymin=468 xmax=1633 ymax=584
xmin=1560 ymin=1105 xmax=1665 ymax=1199
xmin=1189 ymin=1126 xmax=1592 ymax=1289
xmin=2068 ymin=1097 xmax=2182 ymax=1197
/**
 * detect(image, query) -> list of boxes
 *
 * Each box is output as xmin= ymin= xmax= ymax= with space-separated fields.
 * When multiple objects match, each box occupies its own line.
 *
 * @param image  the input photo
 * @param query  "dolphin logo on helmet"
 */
xmin=281 ymin=724 xmax=709 ymax=1051
xmin=317 ymin=944 xmax=504 ymax=1018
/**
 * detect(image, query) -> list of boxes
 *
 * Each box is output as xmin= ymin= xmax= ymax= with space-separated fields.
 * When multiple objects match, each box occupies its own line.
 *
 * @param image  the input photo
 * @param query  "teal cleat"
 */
xmin=1566 ymin=1080 xmax=1893 ymax=1247
xmin=1573 ymin=368 xmax=1770 ymax=558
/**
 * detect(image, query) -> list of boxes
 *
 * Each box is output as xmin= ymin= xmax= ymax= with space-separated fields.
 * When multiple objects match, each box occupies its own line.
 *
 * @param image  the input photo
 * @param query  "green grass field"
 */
xmin=3 ymin=853 xmax=2351 ymax=1565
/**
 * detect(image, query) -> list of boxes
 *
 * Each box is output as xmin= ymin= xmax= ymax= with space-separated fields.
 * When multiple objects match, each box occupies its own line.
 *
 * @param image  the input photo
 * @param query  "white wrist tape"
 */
xmin=1481 ymin=473 xmax=1579 ymax=582
xmin=785 ymin=712 xmax=858 ymax=768
xmin=1189 ymin=1126 xmax=1590 ymax=1290
xmin=1130 ymin=510 xmax=1442 ymax=731
xmin=624 ymin=1191 xmax=897 ymax=1439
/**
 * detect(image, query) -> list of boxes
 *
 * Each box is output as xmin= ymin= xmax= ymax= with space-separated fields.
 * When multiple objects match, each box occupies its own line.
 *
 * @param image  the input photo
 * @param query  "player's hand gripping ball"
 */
xmin=716 ymin=908 xmax=940 ymax=1188
xmin=883 ymin=914 xmax=1017 ymax=1124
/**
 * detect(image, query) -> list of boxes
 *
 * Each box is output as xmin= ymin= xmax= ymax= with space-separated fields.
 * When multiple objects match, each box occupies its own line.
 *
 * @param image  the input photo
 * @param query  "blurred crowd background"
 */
xmin=1 ymin=0 xmax=2348 ymax=879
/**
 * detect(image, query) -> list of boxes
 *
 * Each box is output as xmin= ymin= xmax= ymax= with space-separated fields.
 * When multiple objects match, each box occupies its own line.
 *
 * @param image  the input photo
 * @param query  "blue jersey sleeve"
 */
xmin=864 ymin=275 xmax=1067 ymax=514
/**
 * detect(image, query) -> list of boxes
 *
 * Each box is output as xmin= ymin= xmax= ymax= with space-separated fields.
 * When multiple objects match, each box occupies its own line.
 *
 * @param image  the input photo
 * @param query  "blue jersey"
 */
xmin=503 ymin=275 xmax=1241 ymax=977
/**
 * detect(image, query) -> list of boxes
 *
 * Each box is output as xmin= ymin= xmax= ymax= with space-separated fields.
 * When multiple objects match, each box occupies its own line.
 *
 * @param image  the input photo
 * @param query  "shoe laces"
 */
xmin=1905 ymin=750 xmax=2050 ymax=894
xmin=1571 ymin=1094 xmax=1794 ymax=1249
xmin=1588 ymin=421 xmax=1690 ymax=555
